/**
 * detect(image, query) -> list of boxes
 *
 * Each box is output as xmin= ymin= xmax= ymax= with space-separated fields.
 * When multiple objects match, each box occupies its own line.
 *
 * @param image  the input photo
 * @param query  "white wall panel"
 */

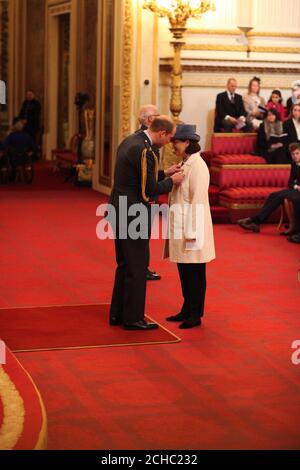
xmin=252 ymin=0 xmax=300 ymax=32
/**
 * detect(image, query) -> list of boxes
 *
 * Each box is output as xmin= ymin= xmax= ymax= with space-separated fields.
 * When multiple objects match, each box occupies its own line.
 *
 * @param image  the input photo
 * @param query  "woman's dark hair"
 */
xmin=180 ymin=139 xmax=201 ymax=154
xmin=248 ymin=76 xmax=261 ymax=94
xmin=289 ymin=103 xmax=300 ymax=121
xmin=268 ymin=89 xmax=283 ymax=104
xmin=266 ymin=108 xmax=280 ymax=121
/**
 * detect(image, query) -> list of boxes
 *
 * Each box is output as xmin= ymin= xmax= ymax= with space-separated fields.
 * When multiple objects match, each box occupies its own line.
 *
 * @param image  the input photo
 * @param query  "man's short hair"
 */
xmin=150 ymin=116 xmax=175 ymax=134
xmin=289 ymin=142 xmax=300 ymax=153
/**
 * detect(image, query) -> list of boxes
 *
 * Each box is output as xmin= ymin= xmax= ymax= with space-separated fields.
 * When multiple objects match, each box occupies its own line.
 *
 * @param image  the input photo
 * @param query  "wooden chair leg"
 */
xmin=277 ymin=204 xmax=285 ymax=231
xmin=284 ymin=199 xmax=294 ymax=234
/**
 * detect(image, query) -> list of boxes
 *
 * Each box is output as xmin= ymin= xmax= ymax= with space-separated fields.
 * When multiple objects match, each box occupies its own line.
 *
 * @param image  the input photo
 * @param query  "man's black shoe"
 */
xmin=179 ymin=319 xmax=202 ymax=329
xmin=237 ymin=218 xmax=260 ymax=232
xmin=109 ymin=316 xmax=122 ymax=326
xmin=166 ymin=312 xmax=186 ymax=322
xmin=123 ymin=320 xmax=159 ymax=330
xmin=287 ymin=233 xmax=300 ymax=244
xmin=147 ymin=269 xmax=161 ymax=281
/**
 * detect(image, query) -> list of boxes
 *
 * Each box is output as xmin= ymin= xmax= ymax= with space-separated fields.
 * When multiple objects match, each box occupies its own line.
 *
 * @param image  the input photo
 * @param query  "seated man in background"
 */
xmin=237 ymin=142 xmax=300 ymax=234
xmin=214 ymin=78 xmax=248 ymax=132
xmin=3 ymin=117 xmax=38 ymax=180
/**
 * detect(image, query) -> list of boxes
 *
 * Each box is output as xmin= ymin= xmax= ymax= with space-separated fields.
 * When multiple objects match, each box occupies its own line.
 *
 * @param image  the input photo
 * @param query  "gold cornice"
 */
xmin=121 ymin=0 xmax=133 ymax=139
xmin=160 ymin=64 xmax=300 ymax=74
xmin=162 ymin=57 xmax=300 ymax=65
xmin=48 ymin=1 xmax=71 ymax=15
xmin=187 ymin=28 xmax=300 ymax=39
xmin=187 ymin=28 xmax=239 ymax=35
xmin=183 ymin=44 xmax=300 ymax=54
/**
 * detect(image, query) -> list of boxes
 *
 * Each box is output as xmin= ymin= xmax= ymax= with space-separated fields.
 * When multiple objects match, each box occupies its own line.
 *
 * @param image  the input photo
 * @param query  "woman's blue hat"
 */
xmin=172 ymin=124 xmax=200 ymax=142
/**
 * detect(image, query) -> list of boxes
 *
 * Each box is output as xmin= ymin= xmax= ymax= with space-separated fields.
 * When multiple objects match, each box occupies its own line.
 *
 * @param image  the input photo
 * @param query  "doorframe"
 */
xmin=44 ymin=0 xmax=78 ymax=159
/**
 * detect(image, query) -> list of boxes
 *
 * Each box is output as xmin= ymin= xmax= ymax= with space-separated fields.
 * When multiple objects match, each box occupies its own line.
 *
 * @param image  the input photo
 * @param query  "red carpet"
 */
xmin=0 ymin=304 xmax=179 ymax=352
xmin=0 ymin=161 xmax=85 ymax=191
xmin=0 ymin=347 xmax=47 ymax=450
xmin=1 ymin=170 xmax=300 ymax=449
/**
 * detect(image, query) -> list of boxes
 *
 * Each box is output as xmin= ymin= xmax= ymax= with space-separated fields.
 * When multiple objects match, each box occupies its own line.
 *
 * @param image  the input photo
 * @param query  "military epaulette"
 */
xmin=144 ymin=139 xmax=152 ymax=151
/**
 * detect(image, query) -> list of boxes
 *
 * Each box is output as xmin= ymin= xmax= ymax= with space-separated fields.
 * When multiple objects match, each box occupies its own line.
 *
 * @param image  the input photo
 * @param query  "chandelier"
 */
xmin=143 ymin=0 xmax=215 ymax=35
xmin=143 ymin=0 xmax=216 ymax=120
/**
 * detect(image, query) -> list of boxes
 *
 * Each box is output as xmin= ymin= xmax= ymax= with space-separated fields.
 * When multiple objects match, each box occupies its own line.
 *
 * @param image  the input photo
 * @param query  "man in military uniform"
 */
xmin=109 ymin=115 xmax=184 ymax=330
xmin=137 ymin=104 xmax=162 ymax=281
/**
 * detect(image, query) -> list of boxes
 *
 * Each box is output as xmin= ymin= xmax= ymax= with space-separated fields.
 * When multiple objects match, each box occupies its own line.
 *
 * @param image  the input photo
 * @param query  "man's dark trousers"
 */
xmin=109 ymin=211 xmax=151 ymax=325
xmin=253 ymin=189 xmax=300 ymax=224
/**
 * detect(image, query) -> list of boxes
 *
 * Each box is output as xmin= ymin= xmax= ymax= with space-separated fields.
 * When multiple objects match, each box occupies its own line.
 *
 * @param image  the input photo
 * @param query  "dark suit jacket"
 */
xmin=288 ymin=161 xmax=300 ymax=189
xmin=256 ymin=123 xmax=269 ymax=156
xmin=19 ymin=99 xmax=41 ymax=136
xmin=215 ymin=91 xmax=247 ymax=131
xmin=283 ymin=119 xmax=300 ymax=146
xmin=110 ymin=130 xmax=172 ymax=209
xmin=286 ymin=97 xmax=293 ymax=117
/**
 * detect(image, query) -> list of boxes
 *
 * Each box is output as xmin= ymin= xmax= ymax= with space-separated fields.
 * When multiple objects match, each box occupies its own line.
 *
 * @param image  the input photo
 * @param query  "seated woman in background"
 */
xmin=243 ymin=77 xmax=266 ymax=130
xmin=283 ymin=103 xmax=300 ymax=144
xmin=266 ymin=90 xmax=286 ymax=122
xmin=256 ymin=109 xmax=288 ymax=164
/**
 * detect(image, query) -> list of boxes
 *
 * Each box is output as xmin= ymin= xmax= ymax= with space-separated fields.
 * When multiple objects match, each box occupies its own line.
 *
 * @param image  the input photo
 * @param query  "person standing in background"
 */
xmin=19 ymin=90 xmax=41 ymax=142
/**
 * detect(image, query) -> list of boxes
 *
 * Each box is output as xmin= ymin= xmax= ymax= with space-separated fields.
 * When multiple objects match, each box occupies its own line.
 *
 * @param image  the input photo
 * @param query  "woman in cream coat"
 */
xmin=164 ymin=124 xmax=215 ymax=329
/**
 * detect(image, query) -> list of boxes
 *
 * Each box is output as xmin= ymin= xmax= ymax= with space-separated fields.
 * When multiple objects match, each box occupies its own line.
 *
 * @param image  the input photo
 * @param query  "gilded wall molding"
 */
xmin=48 ymin=2 xmax=71 ymax=16
xmin=160 ymin=64 xmax=300 ymax=75
xmin=187 ymin=28 xmax=300 ymax=39
xmin=183 ymin=44 xmax=300 ymax=54
xmin=121 ymin=0 xmax=133 ymax=140
xmin=160 ymin=71 xmax=299 ymax=89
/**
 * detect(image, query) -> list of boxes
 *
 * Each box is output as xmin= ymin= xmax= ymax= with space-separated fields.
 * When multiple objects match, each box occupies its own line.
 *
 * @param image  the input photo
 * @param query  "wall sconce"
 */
xmin=237 ymin=25 xmax=253 ymax=58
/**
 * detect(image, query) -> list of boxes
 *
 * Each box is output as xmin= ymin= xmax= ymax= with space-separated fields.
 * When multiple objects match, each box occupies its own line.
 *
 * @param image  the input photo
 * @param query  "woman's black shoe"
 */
xmin=166 ymin=312 xmax=186 ymax=322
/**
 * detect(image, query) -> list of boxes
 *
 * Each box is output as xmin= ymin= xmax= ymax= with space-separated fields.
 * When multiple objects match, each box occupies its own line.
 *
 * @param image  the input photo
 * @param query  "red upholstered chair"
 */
xmin=211 ymin=162 xmax=290 ymax=189
xmin=51 ymin=134 xmax=79 ymax=173
xmin=202 ymin=132 xmax=258 ymax=169
xmin=211 ymin=132 xmax=257 ymax=156
xmin=206 ymin=132 xmax=291 ymax=223
xmin=219 ymin=186 xmax=287 ymax=223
